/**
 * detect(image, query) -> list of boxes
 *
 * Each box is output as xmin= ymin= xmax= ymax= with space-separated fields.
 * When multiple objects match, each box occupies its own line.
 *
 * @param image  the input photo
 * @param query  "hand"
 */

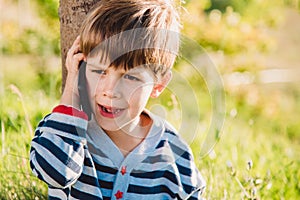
xmin=66 ymin=36 xmax=85 ymax=77
xmin=60 ymin=36 xmax=85 ymax=109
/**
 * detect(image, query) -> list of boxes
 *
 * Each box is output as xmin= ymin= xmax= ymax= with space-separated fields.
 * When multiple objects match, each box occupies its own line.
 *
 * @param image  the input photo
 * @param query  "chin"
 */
xmin=95 ymin=114 xmax=140 ymax=134
xmin=94 ymin=115 xmax=125 ymax=131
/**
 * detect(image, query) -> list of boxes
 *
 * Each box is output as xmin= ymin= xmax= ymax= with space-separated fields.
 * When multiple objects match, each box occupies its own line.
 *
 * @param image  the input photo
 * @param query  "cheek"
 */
xmin=86 ymin=76 xmax=101 ymax=99
xmin=126 ymin=84 xmax=153 ymax=106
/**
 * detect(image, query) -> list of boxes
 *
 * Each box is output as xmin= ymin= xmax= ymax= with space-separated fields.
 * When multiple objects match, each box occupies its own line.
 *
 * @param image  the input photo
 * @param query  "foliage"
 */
xmin=182 ymin=0 xmax=287 ymax=55
xmin=0 ymin=0 xmax=299 ymax=199
xmin=0 ymin=0 xmax=60 ymax=56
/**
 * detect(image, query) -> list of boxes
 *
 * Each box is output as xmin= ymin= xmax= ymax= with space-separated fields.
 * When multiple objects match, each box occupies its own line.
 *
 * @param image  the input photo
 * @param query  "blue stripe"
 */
xmin=186 ymin=196 xmax=198 ymax=200
xmin=48 ymin=186 xmax=69 ymax=199
xmin=45 ymin=120 xmax=85 ymax=136
xmin=155 ymin=139 xmax=166 ymax=149
xmin=177 ymin=163 xmax=192 ymax=176
xmin=131 ymin=170 xmax=179 ymax=185
xmin=182 ymin=183 xmax=196 ymax=195
xmin=142 ymin=154 xmax=173 ymax=164
xmin=156 ymin=134 xmax=191 ymax=161
xmin=61 ymin=137 xmax=82 ymax=152
xmin=49 ymin=196 xmax=62 ymax=200
xmin=34 ymin=129 xmax=43 ymax=137
xmin=127 ymin=184 xmax=178 ymax=199
xmin=35 ymin=152 xmax=70 ymax=186
xmin=83 ymin=156 xmax=94 ymax=167
xmin=165 ymin=129 xmax=176 ymax=136
xmin=33 ymin=136 xmax=82 ymax=174
xmin=169 ymin=142 xmax=191 ymax=160
xmin=29 ymin=158 xmax=44 ymax=181
xmin=94 ymin=162 xmax=118 ymax=175
xmin=70 ymin=187 xmax=102 ymax=200
xmin=78 ymin=173 xmax=99 ymax=187
xmin=98 ymin=179 xmax=114 ymax=189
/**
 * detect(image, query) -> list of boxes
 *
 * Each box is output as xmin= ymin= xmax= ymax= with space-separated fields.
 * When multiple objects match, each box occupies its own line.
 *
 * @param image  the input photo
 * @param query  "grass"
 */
xmin=1 ymin=1 xmax=299 ymax=198
xmin=0 ymin=56 xmax=299 ymax=199
xmin=0 ymin=56 xmax=59 ymax=199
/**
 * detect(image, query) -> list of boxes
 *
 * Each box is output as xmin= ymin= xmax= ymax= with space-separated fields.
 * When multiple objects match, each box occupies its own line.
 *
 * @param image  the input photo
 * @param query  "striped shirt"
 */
xmin=30 ymin=105 xmax=205 ymax=199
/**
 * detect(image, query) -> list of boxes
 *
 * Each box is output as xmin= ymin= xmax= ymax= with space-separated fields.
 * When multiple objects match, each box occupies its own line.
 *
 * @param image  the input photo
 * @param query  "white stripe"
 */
xmin=73 ymin=180 xmax=102 ymax=196
xmin=41 ymin=132 xmax=85 ymax=164
xmin=100 ymin=188 xmax=112 ymax=198
xmin=126 ymin=192 xmax=175 ymax=199
xmin=81 ymin=165 xmax=96 ymax=176
xmin=31 ymin=141 xmax=82 ymax=187
xmin=49 ymin=112 xmax=88 ymax=129
xmin=48 ymin=187 xmax=68 ymax=199
xmin=91 ymin=153 xmax=115 ymax=167
xmin=40 ymin=126 xmax=86 ymax=144
xmin=30 ymin=150 xmax=62 ymax=187
xmin=69 ymin=196 xmax=80 ymax=200
xmin=69 ymin=195 xmax=80 ymax=200
xmin=130 ymin=175 xmax=180 ymax=191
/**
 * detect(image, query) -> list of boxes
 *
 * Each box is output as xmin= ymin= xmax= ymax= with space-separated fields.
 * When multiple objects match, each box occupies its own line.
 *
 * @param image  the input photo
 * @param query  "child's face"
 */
xmin=85 ymin=56 xmax=168 ymax=133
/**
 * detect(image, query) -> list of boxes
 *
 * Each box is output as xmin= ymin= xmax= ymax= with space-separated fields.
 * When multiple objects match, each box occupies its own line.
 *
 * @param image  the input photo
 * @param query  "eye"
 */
xmin=123 ymin=74 xmax=141 ymax=81
xmin=91 ymin=69 xmax=106 ymax=75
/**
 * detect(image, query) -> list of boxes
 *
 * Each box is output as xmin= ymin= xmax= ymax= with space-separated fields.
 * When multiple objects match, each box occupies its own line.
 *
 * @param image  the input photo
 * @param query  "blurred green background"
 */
xmin=0 ymin=0 xmax=299 ymax=199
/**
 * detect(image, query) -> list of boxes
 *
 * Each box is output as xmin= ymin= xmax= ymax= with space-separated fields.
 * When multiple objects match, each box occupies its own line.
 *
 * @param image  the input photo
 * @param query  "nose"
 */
xmin=103 ymin=89 xmax=120 ymax=98
xmin=99 ymin=76 xmax=121 ymax=99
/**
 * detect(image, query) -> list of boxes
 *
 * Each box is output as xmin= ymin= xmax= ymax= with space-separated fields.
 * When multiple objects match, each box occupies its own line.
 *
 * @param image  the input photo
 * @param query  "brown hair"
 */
xmin=80 ymin=0 xmax=181 ymax=76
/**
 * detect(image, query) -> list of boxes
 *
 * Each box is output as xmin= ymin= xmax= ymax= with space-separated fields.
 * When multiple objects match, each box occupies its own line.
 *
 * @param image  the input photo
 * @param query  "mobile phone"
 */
xmin=78 ymin=61 xmax=92 ymax=120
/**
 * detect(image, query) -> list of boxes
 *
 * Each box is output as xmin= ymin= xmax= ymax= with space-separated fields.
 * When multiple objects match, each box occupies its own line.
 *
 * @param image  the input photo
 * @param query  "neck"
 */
xmin=104 ymin=113 xmax=153 ymax=157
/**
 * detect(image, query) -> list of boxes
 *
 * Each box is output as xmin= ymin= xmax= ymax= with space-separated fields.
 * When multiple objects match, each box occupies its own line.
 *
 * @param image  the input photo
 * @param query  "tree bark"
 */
xmin=59 ymin=0 xmax=101 ymax=90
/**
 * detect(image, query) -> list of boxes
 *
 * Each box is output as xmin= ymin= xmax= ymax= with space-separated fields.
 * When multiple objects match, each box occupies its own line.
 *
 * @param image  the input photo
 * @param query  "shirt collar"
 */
xmin=86 ymin=110 xmax=165 ymax=167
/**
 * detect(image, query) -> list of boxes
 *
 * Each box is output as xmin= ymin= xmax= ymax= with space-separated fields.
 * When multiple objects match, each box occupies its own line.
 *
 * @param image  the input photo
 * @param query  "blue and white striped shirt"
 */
xmin=30 ymin=105 xmax=205 ymax=199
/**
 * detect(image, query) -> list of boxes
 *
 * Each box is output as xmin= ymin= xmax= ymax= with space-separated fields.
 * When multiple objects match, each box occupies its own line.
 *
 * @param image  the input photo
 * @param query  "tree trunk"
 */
xmin=59 ymin=0 xmax=101 ymax=90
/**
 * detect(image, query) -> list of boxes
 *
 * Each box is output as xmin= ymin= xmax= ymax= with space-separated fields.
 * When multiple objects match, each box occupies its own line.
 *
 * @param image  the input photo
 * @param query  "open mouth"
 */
xmin=99 ymin=105 xmax=125 ymax=118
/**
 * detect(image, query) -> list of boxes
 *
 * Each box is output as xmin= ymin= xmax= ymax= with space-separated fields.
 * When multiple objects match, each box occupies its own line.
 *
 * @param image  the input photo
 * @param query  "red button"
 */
xmin=121 ymin=166 xmax=126 ymax=175
xmin=115 ymin=190 xmax=123 ymax=199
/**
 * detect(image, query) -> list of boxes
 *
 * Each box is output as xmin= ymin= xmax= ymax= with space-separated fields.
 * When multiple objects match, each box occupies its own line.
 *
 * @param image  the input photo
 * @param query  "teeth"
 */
xmin=102 ymin=106 xmax=121 ymax=114
xmin=113 ymin=109 xmax=121 ymax=114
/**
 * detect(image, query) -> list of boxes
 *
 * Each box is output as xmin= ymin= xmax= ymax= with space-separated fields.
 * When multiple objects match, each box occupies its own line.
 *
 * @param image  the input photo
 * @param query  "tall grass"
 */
xmin=0 ymin=0 xmax=299 ymax=199
xmin=0 ymin=57 xmax=299 ymax=199
xmin=0 ymin=57 xmax=60 ymax=199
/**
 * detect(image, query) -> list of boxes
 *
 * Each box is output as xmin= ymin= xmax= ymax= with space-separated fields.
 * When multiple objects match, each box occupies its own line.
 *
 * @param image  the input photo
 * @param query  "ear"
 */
xmin=150 ymin=70 xmax=172 ymax=98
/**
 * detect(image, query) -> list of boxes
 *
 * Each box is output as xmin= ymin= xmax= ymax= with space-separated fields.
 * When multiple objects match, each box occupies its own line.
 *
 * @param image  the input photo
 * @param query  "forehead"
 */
xmin=87 ymin=54 xmax=155 ymax=75
xmin=87 ymin=51 xmax=150 ymax=70
xmin=87 ymin=54 xmax=110 ymax=68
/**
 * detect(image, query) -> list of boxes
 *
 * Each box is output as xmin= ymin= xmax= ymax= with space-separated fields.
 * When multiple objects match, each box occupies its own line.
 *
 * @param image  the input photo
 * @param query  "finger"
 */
xmin=73 ymin=53 xmax=85 ymax=65
xmin=72 ymin=36 xmax=81 ymax=49
xmin=66 ymin=52 xmax=84 ymax=73
xmin=70 ymin=53 xmax=85 ymax=70
xmin=68 ymin=44 xmax=80 ymax=56
xmin=68 ymin=36 xmax=81 ymax=55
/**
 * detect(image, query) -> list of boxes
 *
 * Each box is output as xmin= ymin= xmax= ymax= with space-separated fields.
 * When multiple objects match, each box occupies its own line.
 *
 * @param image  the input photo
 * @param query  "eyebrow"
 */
xmin=127 ymin=66 xmax=150 ymax=73
xmin=87 ymin=62 xmax=109 ymax=70
xmin=87 ymin=62 xmax=155 ymax=78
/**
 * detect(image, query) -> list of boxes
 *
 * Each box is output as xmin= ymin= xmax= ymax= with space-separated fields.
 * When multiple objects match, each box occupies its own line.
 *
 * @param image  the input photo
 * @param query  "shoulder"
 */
xmin=151 ymin=113 xmax=206 ymax=198
xmin=149 ymin=113 xmax=194 ymax=161
xmin=160 ymin=117 xmax=192 ymax=153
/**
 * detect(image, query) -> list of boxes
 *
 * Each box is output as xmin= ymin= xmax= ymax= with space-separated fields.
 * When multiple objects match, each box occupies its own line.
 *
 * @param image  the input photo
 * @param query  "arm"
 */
xmin=30 ymin=105 xmax=88 ymax=188
xmin=177 ymin=147 xmax=206 ymax=200
xmin=30 ymin=37 xmax=87 ymax=188
xmin=166 ymin=129 xmax=206 ymax=200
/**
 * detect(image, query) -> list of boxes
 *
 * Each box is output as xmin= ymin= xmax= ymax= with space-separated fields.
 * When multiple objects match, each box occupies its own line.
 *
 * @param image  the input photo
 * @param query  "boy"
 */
xmin=30 ymin=0 xmax=205 ymax=199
